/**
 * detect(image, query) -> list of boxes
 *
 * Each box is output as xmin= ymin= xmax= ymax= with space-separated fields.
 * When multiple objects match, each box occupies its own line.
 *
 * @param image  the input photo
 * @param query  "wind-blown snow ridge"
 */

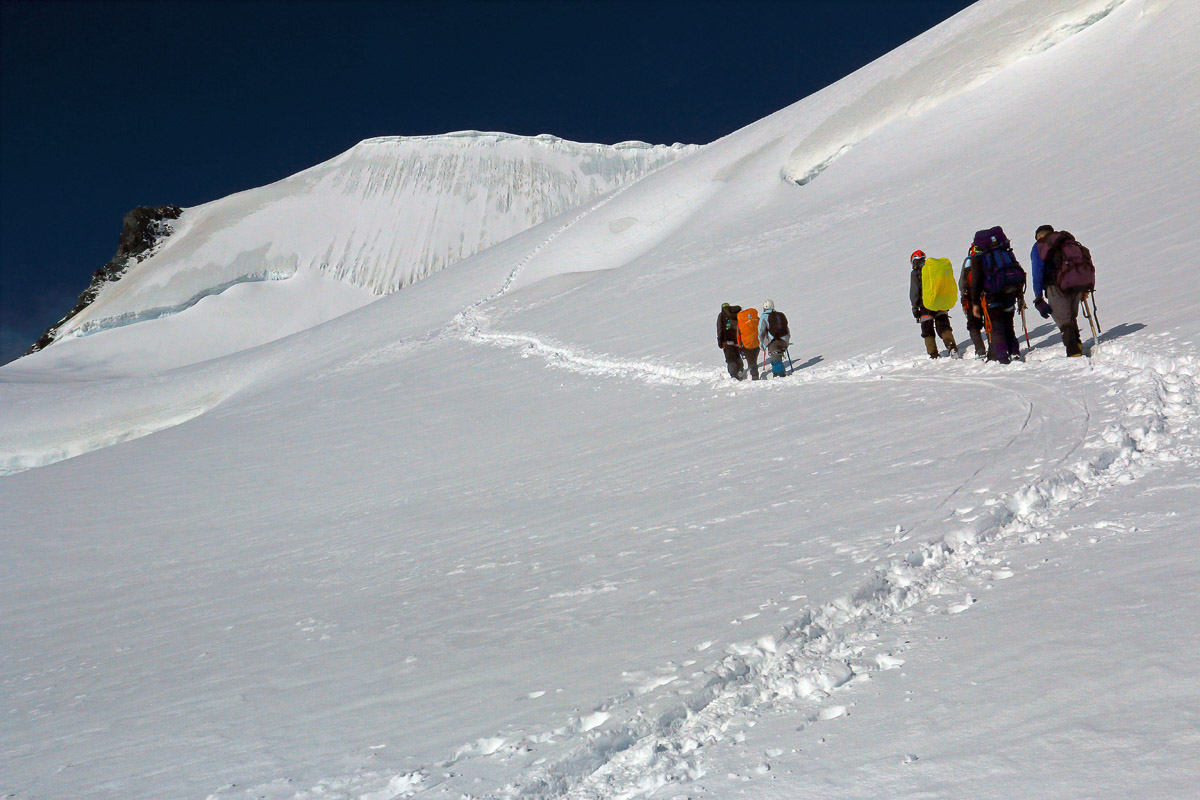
xmin=49 ymin=132 xmax=698 ymax=346
xmin=361 ymin=131 xmax=685 ymax=152
xmin=785 ymin=0 xmax=1125 ymax=185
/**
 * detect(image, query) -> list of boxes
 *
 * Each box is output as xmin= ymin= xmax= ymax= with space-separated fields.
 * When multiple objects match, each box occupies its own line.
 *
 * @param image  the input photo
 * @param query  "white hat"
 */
xmin=762 ymin=299 xmax=775 ymax=311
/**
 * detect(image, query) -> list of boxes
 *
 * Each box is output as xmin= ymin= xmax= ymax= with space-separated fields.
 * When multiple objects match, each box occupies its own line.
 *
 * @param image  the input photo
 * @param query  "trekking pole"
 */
xmin=1019 ymin=304 xmax=1032 ymax=354
xmin=1081 ymin=291 xmax=1099 ymax=345
xmin=979 ymin=303 xmax=994 ymax=360
xmin=1089 ymin=291 xmax=1102 ymax=334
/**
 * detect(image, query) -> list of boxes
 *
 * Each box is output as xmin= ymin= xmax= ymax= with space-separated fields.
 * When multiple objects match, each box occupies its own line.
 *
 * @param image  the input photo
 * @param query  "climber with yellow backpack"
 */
xmin=909 ymin=249 xmax=961 ymax=358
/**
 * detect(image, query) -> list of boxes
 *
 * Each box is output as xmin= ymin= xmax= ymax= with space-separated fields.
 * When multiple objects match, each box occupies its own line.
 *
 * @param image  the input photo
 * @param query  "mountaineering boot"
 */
xmin=940 ymin=331 xmax=960 ymax=358
xmin=924 ymin=336 xmax=940 ymax=359
xmin=1063 ymin=322 xmax=1084 ymax=357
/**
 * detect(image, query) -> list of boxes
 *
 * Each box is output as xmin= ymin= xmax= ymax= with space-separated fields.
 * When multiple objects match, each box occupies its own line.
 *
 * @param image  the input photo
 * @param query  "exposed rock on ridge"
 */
xmin=29 ymin=205 xmax=182 ymax=353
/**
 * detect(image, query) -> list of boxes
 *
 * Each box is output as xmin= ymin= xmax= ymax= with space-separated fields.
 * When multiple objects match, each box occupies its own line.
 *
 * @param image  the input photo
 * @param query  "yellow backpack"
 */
xmin=921 ymin=257 xmax=958 ymax=312
xmin=737 ymin=308 xmax=760 ymax=348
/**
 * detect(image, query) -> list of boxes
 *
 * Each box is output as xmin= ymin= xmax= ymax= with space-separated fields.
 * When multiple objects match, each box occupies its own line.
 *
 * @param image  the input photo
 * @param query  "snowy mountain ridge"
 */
xmin=784 ymin=0 xmax=1129 ymax=185
xmin=43 ymin=131 xmax=697 ymax=349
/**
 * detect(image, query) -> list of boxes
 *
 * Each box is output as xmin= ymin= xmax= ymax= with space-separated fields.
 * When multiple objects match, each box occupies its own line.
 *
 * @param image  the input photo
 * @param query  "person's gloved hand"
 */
xmin=912 ymin=306 xmax=922 ymax=320
xmin=972 ymin=304 xmax=982 ymax=319
xmin=1034 ymin=297 xmax=1052 ymax=319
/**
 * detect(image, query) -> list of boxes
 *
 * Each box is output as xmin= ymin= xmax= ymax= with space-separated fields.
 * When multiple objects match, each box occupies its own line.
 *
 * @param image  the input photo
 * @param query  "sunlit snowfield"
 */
xmin=2 ymin=1 xmax=1198 ymax=798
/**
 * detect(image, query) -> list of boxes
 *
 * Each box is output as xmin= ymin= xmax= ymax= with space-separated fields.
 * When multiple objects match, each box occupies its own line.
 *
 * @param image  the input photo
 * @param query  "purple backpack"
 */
xmin=973 ymin=226 xmax=1026 ymax=297
xmin=1038 ymin=231 xmax=1095 ymax=292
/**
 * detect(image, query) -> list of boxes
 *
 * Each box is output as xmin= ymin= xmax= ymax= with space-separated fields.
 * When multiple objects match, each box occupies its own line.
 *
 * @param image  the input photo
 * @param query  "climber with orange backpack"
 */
xmin=736 ymin=305 xmax=762 ymax=381
xmin=909 ymin=249 xmax=961 ymax=358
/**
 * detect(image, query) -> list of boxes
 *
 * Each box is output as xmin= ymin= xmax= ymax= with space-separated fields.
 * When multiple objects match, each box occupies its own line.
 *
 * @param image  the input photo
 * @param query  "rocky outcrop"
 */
xmin=29 ymin=204 xmax=182 ymax=353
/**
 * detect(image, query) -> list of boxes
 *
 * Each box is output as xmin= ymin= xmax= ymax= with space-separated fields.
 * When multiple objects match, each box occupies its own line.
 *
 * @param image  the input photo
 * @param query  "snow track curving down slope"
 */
xmin=427 ymin=343 xmax=1199 ymax=800
xmin=2 ymin=0 xmax=1200 ymax=799
xmin=250 ymin=275 xmax=1195 ymax=799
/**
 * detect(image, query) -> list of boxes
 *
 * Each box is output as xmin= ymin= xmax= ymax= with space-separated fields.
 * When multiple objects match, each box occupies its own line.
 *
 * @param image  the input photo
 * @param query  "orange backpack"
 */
xmin=737 ymin=308 xmax=760 ymax=348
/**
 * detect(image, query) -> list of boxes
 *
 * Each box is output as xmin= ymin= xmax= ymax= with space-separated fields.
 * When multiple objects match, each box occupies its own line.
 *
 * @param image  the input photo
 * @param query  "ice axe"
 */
xmin=1018 ymin=300 xmax=1032 ymax=355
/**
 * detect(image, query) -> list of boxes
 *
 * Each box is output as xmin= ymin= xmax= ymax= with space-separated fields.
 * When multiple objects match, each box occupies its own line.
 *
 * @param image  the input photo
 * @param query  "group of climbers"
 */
xmin=716 ymin=300 xmax=791 ymax=380
xmin=908 ymin=224 xmax=1098 ymax=364
xmin=714 ymin=224 xmax=1098 ymax=380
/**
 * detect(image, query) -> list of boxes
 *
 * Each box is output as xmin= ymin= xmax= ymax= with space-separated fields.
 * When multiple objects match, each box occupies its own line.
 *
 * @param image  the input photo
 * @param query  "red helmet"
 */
xmin=910 ymin=249 xmax=926 ymax=265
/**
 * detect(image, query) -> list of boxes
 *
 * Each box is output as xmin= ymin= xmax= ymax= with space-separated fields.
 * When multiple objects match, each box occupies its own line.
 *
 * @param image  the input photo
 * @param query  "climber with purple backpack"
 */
xmin=968 ymin=226 xmax=1026 ymax=364
xmin=1030 ymin=224 xmax=1097 ymax=357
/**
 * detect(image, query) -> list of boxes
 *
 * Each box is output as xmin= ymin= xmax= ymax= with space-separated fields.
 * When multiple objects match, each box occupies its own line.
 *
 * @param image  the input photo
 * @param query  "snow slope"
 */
xmin=2 ymin=1 xmax=1199 ymax=799
xmin=35 ymin=133 xmax=695 ymax=368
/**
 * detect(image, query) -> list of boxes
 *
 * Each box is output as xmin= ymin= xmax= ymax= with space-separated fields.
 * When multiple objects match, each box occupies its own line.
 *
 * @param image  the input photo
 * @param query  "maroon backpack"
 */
xmin=1038 ymin=231 xmax=1095 ymax=292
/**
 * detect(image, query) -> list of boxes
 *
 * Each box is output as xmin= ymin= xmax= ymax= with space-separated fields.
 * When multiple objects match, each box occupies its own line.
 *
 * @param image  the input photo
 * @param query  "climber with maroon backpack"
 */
xmin=968 ymin=226 xmax=1026 ymax=364
xmin=1031 ymin=224 xmax=1097 ymax=357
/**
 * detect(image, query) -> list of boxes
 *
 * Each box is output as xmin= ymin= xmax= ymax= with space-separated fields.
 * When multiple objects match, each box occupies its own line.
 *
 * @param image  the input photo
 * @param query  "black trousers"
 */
xmin=722 ymin=344 xmax=743 ymax=379
xmin=985 ymin=305 xmax=1020 ymax=363
xmin=742 ymin=347 xmax=760 ymax=379
xmin=919 ymin=313 xmax=952 ymax=338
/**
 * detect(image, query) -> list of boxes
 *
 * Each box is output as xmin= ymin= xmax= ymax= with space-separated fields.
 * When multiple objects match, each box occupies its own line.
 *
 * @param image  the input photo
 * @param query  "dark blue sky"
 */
xmin=0 ymin=0 xmax=973 ymax=362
